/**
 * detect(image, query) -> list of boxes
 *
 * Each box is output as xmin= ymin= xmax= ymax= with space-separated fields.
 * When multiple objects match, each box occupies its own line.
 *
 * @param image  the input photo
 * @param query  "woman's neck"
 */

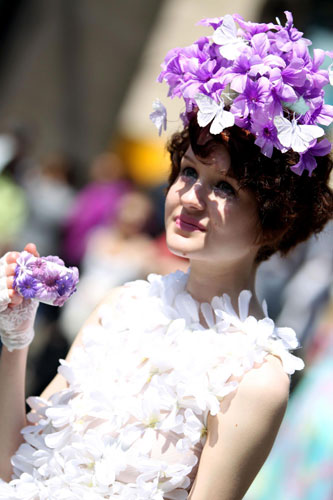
xmin=186 ymin=259 xmax=263 ymax=318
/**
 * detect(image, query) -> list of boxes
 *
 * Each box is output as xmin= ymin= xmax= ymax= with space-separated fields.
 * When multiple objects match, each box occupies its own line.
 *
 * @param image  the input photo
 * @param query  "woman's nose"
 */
xmin=180 ymin=181 xmax=206 ymax=210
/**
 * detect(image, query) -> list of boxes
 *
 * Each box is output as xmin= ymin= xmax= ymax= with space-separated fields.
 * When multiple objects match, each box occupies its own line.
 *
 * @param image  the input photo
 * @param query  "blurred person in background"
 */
xmin=0 ymin=133 xmax=27 ymax=255
xmin=13 ymin=153 xmax=76 ymax=397
xmin=61 ymin=188 xmax=189 ymax=341
xmin=60 ymin=189 xmax=159 ymax=341
xmin=0 ymin=10 xmax=332 ymax=500
xmin=61 ymin=151 xmax=133 ymax=267
xmin=17 ymin=153 xmax=76 ymax=258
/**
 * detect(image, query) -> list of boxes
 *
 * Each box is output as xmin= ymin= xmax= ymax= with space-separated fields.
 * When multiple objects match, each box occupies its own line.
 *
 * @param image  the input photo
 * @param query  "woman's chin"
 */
xmin=166 ymin=240 xmax=199 ymax=260
xmin=171 ymin=248 xmax=190 ymax=259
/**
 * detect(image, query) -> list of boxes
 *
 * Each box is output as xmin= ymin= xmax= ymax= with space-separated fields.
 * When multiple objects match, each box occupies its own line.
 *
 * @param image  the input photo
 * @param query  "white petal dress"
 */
xmin=0 ymin=270 xmax=304 ymax=499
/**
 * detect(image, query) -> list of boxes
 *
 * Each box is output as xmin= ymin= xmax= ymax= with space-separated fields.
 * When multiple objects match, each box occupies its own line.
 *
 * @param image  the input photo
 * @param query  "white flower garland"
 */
xmin=0 ymin=270 xmax=304 ymax=499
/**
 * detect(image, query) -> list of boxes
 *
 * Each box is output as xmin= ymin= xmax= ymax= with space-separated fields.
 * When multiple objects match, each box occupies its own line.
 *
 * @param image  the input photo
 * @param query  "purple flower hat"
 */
xmin=150 ymin=11 xmax=333 ymax=175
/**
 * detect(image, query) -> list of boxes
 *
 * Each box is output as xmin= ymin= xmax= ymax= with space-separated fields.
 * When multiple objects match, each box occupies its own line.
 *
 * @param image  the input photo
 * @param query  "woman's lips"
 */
xmin=175 ymin=215 xmax=206 ymax=232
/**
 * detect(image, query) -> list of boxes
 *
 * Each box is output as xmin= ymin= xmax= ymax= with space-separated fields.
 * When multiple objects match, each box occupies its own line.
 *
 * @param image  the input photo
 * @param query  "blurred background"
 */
xmin=0 ymin=1 xmax=332 ymax=498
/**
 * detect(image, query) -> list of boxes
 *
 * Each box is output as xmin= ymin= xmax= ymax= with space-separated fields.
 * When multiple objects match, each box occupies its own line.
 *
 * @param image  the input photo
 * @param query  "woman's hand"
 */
xmin=0 ymin=243 xmax=40 ymax=352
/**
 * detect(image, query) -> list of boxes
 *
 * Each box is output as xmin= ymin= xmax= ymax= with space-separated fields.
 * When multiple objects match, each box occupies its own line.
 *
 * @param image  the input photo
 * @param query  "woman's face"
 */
xmin=165 ymin=145 xmax=261 ymax=267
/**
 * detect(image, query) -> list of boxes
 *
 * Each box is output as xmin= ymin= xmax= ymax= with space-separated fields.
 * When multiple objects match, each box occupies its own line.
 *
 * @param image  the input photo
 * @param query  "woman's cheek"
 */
xmin=165 ymin=186 xmax=179 ymax=216
xmin=164 ymin=191 xmax=173 ymax=217
xmin=210 ymin=199 xmax=228 ymax=228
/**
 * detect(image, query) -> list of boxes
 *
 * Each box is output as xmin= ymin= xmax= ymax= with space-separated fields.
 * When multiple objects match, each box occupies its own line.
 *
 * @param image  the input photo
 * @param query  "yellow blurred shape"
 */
xmin=117 ymin=138 xmax=169 ymax=187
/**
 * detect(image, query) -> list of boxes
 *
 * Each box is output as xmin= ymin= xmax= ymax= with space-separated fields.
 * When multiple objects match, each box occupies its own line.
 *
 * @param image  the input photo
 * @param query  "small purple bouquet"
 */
xmin=14 ymin=251 xmax=79 ymax=306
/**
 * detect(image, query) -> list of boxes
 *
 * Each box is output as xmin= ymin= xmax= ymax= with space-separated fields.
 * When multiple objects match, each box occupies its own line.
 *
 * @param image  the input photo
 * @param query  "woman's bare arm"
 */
xmin=188 ymin=355 xmax=290 ymax=500
xmin=0 ymin=346 xmax=30 ymax=480
xmin=0 ymin=243 xmax=39 ymax=480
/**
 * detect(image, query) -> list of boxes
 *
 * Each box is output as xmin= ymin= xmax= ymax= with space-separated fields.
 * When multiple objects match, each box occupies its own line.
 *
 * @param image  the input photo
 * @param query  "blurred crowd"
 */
xmin=0 ymin=130 xmax=189 ymax=395
xmin=0 ymin=127 xmax=332 ymax=500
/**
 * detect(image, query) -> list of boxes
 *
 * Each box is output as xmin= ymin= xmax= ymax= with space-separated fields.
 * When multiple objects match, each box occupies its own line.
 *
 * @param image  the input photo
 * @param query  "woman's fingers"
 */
xmin=6 ymin=278 xmax=22 ymax=304
xmin=6 ymin=276 xmax=14 ymax=289
xmin=5 ymin=252 xmax=20 ymax=265
xmin=0 ymin=244 xmax=39 ymax=308
xmin=24 ymin=243 xmax=39 ymax=257
xmin=5 ymin=263 xmax=17 ymax=277
xmin=4 ymin=244 xmax=39 ymax=266
xmin=1 ymin=276 xmax=23 ymax=307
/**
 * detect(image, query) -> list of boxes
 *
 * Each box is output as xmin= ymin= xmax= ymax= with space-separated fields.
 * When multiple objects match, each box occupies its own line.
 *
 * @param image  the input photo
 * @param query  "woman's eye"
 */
xmin=214 ymin=181 xmax=236 ymax=197
xmin=180 ymin=166 xmax=198 ymax=180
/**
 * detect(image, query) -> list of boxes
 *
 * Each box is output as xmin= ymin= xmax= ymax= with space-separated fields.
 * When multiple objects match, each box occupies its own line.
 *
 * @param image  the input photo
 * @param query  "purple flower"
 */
xmin=291 ymin=40 xmax=312 ymax=69
xmin=282 ymin=58 xmax=307 ymax=87
xmin=234 ymin=113 xmax=252 ymax=130
xmin=43 ymin=270 xmax=61 ymax=292
xmin=30 ymin=258 xmax=47 ymax=278
xmin=15 ymin=251 xmax=36 ymax=274
xmin=231 ymin=77 xmax=273 ymax=118
xmin=53 ymin=295 xmax=68 ymax=307
xmin=56 ymin=266 xmax=78 ymax=301
xmin=311 ymin=48 xmax=326 ymax=72
xmin=274 ymin=12 xmax=308 ymax=53
xmin=233 ymin=14 xmax=273 ymax=38
xmin=303 ymin=97 xmax=333 ymax=126
xmin=301 ymin=86 xmax=324 ymax=108
xmin=181 ymin=59 xmax=217 ymax=99
xmin=251 ymin=112 xmax=282 ymax=157
xmin=270 ymin=68 xmax=298 ymax=102
xmin=251 ymin=32 xmax=270 ymax=58
xmin=56 ymin=275 xmax=75 ymax=297
xmin=283 ymin=11 xmax=305 ymax=43
xmin=291 ymin=138 xmax=332 ymax=176
xmin=35 ymin=268 xmax=62 ymax=302
xmin=44 ymin=255 xmax=65 ymax=266
xmin=220 ymin=53 xmax=251 ymax=93
xmin=16 ymin=275 xmax=39 ymax=299
xmin=158 ymin=38 xmax=214 ymax=101
xmin=197 ymin=17 xmax=225 ymax=30
xmin=158 ymin=51 xmax=183 ymax=95
xmin=274 ymin=30 xmax=294 ymax=53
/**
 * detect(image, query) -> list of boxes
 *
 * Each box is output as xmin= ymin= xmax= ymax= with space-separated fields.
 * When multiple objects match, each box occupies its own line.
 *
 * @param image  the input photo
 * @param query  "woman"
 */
xmin=0 ymin=11 xmax=332 ymax=500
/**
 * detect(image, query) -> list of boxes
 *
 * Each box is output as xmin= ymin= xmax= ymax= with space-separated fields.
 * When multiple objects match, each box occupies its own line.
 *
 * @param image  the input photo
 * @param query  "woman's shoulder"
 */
xmin=240 ymin=355 xmax=290 ymax=404
xmin=222 ymin=355 xmax=290 ymax=419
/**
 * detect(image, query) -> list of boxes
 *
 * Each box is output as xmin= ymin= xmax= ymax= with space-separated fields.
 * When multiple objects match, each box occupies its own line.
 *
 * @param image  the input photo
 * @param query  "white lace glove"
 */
xmin=0 ymin=253 xmax=11 ymax=313
xmin=0 ymin=253 xmax=39 ymax=352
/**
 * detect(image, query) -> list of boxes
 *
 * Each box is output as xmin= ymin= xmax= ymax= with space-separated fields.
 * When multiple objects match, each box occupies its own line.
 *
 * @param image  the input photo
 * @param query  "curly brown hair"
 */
xmin=167 ymin=118 xmax=333 ymax=262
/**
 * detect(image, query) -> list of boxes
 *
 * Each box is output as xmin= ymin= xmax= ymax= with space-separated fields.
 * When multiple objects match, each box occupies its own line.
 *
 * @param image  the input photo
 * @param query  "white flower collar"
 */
xmin=145 ymin=270 xmax=304 ymax=375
